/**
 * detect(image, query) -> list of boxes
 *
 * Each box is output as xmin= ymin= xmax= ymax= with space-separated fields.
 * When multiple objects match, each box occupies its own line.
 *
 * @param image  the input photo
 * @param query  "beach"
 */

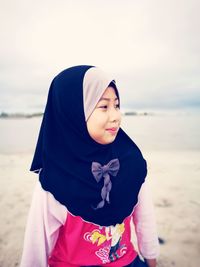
xmin=0 ymin=112 xmax=200 ymax=267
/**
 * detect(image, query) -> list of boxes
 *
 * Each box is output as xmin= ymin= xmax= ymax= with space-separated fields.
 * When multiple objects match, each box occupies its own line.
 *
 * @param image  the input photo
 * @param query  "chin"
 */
xmin=96 ymin=134 xmax=117 ymax=145
xmin=104 ymin=137 xmax=116 ymax=145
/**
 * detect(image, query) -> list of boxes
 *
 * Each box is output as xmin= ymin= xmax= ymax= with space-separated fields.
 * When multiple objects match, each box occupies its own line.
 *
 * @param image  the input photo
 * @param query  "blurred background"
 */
xmin=0 ymin=0 xmax=199 ymax=266
xmin=0 ymin=0 xmax=200 ymax=115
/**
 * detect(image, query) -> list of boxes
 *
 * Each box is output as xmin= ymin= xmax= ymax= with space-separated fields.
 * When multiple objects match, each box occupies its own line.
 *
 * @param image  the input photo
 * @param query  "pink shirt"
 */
xmin=48 ymin=213 xmax=137 ymax=267
xmin=20 ymin=180 xmax=159 ymax=267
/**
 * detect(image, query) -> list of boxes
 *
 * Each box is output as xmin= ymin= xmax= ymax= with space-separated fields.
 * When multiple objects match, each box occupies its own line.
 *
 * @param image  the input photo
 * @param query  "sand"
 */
xmin=0 ymin=112 xmax=200 ymax=267
xmin=0 ymin=150 xmax=200 ymax=267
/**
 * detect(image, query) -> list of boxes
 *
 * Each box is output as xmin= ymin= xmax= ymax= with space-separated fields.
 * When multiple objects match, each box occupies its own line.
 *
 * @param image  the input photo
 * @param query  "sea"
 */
xmin=0 ymin=87 xmax=200 ymax=153
xmin=0 ymin=103 xmax=199 ymax=154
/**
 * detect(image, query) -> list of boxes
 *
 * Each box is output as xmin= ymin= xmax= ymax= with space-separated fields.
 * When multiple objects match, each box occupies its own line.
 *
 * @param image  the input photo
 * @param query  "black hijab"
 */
xmin=30 ymin=65 xmax=147 ymax=226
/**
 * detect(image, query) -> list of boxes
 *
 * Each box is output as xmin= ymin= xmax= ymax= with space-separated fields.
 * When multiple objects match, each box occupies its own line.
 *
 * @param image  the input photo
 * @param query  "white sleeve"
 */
xmin=132 ymin=180 xmax=159 ymax=259
xmin=20 ymin=181 xmax=67 ymax=267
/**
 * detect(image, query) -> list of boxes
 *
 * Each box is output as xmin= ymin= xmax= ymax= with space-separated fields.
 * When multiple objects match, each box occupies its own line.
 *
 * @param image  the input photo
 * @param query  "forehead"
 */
xmin=100 ymin=87 xmax=118 ymax=99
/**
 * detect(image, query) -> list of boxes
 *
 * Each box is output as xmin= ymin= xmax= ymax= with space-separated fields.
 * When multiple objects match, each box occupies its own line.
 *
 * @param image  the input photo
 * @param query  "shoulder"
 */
xmin=33 ymin=181 xmax=68 ymax=225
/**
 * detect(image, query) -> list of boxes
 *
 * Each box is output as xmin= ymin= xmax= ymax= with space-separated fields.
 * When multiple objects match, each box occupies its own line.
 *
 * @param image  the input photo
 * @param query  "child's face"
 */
xmin=86 ymin=86 xmax=121 ymax=145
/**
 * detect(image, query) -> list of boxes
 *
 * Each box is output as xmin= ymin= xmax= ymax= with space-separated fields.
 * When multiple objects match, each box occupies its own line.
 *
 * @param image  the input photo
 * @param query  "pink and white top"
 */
xmin=20 ymin=180 xmax=159 ymax=267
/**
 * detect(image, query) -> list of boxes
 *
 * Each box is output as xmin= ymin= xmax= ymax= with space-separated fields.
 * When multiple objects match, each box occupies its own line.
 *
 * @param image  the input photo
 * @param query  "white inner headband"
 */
xmin=83 ymin=67 xmax=113 ymax=121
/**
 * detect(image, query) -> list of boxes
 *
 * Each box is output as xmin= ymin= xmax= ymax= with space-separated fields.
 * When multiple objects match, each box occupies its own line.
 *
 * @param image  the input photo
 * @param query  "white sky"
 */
xmin=1 ymin=0 xmax=200 ymax=109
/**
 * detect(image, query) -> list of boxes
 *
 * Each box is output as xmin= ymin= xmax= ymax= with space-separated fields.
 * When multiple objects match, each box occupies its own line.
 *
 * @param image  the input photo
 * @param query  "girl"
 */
xmin=20 ymin=65 xmax=159 ymax=267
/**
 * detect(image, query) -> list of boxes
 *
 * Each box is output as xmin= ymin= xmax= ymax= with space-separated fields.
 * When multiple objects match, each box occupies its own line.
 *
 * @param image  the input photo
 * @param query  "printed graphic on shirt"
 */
xmin=84 ymin=223 xmax=127 ymax=263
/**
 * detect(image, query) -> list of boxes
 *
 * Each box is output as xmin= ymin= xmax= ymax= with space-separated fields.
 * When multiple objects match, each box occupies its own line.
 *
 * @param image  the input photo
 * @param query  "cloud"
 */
xmin=0 ymin=0 xmax=200 ymax=110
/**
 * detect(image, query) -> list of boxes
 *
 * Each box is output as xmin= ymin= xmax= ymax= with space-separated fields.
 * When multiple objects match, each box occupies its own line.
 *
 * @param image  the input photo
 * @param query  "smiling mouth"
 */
xmin=106 ymin=128 xmax=118 ymax=134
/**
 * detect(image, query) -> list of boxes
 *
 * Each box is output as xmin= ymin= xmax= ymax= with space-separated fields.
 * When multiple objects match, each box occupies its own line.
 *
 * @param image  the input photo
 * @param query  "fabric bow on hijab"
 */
xmin=30 ymin=65 xmax=147 ymax=226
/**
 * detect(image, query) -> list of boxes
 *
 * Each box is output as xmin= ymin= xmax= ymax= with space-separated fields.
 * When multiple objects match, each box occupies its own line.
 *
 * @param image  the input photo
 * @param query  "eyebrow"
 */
xmin=99 ymin=97 xmax=119 ymax=101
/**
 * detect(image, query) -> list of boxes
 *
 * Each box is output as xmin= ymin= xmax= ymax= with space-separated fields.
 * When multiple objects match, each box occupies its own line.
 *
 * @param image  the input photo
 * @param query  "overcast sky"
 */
xmin=1 ymin=0 xmax=200 ymax=110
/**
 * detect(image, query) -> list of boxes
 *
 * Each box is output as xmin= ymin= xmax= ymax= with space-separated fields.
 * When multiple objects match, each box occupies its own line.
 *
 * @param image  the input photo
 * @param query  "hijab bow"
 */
xmin=91 ymin=159 xmax=120 ymax=209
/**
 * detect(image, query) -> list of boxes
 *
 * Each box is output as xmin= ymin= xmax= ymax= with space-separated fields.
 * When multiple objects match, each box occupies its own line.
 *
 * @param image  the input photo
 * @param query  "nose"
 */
xmin=109 ymin=106 xmax=121 ymax=122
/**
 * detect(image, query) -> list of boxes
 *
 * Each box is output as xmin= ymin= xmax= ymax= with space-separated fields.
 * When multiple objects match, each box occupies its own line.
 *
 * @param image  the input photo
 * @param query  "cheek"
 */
xmin=90 ymin=115 xmax=106 ymax=132
xmin=86 ymin=114 xmax=107 ymax=139
xmin=118 ymin=112 xmax=122 ymax=123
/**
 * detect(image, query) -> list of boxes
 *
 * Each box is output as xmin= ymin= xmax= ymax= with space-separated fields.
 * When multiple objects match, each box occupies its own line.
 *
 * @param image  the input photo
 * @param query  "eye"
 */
xmin=115 ymin=104 xmax=120 ymax=109
xmin=99 ymin=105 xmax=108 ymax=109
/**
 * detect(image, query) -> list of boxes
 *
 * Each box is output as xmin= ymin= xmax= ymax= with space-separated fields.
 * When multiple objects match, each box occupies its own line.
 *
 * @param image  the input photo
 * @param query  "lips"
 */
xmin=106 ymin=127 xmax=118 ymax=134
xmin=106 ymin=127 xmax=118 ymax=131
